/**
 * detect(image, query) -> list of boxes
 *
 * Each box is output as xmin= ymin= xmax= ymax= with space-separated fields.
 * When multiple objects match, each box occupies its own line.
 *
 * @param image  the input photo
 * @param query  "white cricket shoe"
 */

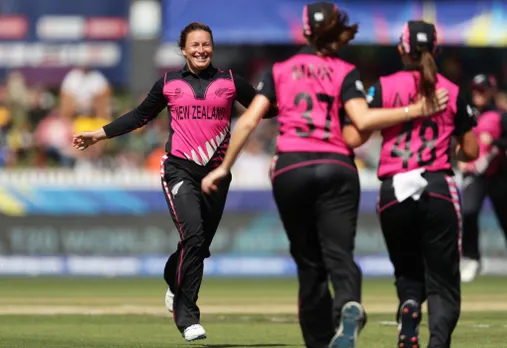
xmin=164 ymin=287 xmax=174 ymax=313
xmin=183 ymin=324 xmax=207 ymax=342
xmin=460 ymin=258 xmax=480 ymax=283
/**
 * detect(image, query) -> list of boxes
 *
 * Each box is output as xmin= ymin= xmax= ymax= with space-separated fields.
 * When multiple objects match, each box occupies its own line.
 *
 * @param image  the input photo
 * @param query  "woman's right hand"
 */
xmin=415 ymin=88 xmax=449 ymax=118
xmin=201 ymin=165 xmax=229 ymax=194
xmin=72 ymin=128 xmax=107 ymax=151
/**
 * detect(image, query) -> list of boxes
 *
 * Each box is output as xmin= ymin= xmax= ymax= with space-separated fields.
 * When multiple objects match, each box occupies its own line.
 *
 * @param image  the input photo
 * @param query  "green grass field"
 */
xmin=0 ymin=277 xmax=506 ymax=348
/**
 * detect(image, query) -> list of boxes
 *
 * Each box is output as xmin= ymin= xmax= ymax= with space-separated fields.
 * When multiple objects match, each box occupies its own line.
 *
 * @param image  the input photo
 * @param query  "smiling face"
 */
xmin=181 ymin=30 xmax=213 ymax=74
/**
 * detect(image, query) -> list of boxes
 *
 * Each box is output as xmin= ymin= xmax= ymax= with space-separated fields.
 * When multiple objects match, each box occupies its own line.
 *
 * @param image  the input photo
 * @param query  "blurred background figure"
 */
xmin=0 ymin=86 xmax=14 ymax=168
xmin=60 ymin=65 xmax=112 ymax=121
xmin=231 ymin=133 xmax=272 ymax=188
xmin=57 ymin=65 xmax=113 ymax=169
xmin=33 ymin=110 xmax=74 ymax=167
xmin=459 ymin=74 xmax=507 ymax=283
xmin=495 ymin=90 xmax=507 ymax=111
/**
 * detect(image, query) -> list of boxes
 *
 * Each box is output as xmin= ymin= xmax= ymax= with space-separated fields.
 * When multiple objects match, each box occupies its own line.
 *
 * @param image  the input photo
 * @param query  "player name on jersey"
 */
xmin=291 ymin=64 xmax=334 ymax=82
xmin=392 ymin=92 xmax=418 ymax=107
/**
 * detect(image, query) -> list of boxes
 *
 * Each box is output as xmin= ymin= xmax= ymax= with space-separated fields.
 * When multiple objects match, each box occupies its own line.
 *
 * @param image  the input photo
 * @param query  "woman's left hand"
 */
xmin=72 ymin=128 xmax=107 ymax=150
xmin=201 ymin=166 xmax=229 ymax=194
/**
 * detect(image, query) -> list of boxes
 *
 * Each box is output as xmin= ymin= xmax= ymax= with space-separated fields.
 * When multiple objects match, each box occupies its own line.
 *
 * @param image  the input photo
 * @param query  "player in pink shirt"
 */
xmin=364 ymin=21 xmax=479 ymax=348
xmin=458 ymin=74 xmax=507 ymax=283
xmin=72 ymin=22 xmax=277 ymax=343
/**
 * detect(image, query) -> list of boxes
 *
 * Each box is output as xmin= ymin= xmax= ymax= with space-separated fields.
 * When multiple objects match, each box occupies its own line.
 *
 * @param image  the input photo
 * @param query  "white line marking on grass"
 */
xmin=269 ymin=316 xmax=297 ymax=323
xmin=378 ymin=321 xmax=397 ymax=326
xmin=472 ymin=324 xmax=490 ymax=328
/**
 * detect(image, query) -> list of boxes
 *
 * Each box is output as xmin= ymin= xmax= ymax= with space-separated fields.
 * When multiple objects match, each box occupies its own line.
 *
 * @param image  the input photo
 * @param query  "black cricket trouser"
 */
xmin=160 ymin=154 xmax=231 ymax=332
xmin=271 ymin=152 xmax=362 ymax=348
xmin=461 ymin=173 xmax=507 ymax=260
xmin=378 ymin=173 xmax=461 ymax=348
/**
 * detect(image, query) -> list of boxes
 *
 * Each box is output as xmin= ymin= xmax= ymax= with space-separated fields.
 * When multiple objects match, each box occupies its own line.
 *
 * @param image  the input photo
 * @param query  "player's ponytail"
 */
xmin=417 ymin=49 xmax=438 ymax=101
xmin=338 ymin=22 xmax=358 ymax=46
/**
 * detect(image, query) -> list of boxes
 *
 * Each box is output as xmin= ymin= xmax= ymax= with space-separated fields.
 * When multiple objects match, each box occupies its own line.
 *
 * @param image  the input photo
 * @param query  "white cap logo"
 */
xmin=474 ymin=74 xmax=486 ymax=84
xmin=417 ymin=32 xmax=428 ymax=42
xmin=314 ymin=12 xmax=324 ymax=22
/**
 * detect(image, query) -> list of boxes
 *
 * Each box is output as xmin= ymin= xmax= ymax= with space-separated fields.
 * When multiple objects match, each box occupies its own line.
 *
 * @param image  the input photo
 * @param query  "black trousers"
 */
xmin=461 ymin=173 xmax=507 ymax=260
xmin=160 ymin=155 xmax=231 ymax=332
xmin=271 ymin=152 xmax=362 ymax=348
xmin=378 ymin=173 xmax=461 ymax=348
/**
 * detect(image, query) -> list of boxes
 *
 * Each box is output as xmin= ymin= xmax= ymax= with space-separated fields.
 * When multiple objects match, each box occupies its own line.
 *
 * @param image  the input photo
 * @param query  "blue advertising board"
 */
xmin=0 ymin=183 xmax=506 ymax=277
xmin=162 ymin=0 xmax=507 ymax=46
xmin=0 ymin=184 xmax=501 ymax=216
xmin=0 ymin=0 xmax=130 ymax=86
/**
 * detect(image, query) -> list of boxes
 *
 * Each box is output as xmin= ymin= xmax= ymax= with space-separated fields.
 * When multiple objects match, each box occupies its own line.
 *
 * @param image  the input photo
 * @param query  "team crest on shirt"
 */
xmin=466 ymin=105 xmax=473 ymax=116
xmin=214 ymin=88 xmax=229 ymax=99
xmin=466 ymin=105 xmax=478 ymax=120
xmin=173 ymin=88 xmax=183 ymax=99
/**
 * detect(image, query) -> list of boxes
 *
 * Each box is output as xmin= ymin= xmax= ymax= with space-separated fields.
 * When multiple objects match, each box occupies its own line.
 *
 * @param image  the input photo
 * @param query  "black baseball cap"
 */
xmin=302 ymin=2 xmax=339 ymax=37
xmin=400 ymin=20 xmax=438 ymax=55
xmin=470 ymin=74 xmax=497 ymax=92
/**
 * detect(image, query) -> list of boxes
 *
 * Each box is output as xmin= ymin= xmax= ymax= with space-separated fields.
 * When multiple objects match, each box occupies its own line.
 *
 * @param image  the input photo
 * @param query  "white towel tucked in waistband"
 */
xmin=392 ymin=168 xmax=428 ymax=202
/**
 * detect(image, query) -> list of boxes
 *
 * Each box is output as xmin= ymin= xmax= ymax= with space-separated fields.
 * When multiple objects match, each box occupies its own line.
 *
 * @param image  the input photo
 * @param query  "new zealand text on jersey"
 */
xmin=171 ymin=105 xmax=227 ymax=120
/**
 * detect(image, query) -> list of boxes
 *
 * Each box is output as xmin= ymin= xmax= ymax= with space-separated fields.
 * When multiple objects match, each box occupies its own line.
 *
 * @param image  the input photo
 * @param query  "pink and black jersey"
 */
xmin=257 ymin=46 xmax=366 ymax=156
xmin=367 ymin=70 xmax=476 ymax=180
xmin=492 ymin=112 xmax=507 ymax=150
xmin=460 ymin=107 xmax=507 ymax=176
xmin=104 ymin=64 xmax=276 ymax=169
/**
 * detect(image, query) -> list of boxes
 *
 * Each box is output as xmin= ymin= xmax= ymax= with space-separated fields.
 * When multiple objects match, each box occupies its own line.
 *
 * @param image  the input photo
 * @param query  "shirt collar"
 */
xmin=478 ymin=103 xmax=497 ymax=114
xmin=402 ymin=64 xmax=420 ymax=71
xmin=299 ymin=45 xmax=318 ymax=56
xmin=182 ymin=63 xmax=217 ymax=77
xmin=298 ymin=45 xmax=342 ymax=58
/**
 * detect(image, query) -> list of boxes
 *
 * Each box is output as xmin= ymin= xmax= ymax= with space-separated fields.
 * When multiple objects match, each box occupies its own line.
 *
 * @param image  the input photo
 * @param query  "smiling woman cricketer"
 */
xmin=72 ymin=22 xmax=277 ymax=342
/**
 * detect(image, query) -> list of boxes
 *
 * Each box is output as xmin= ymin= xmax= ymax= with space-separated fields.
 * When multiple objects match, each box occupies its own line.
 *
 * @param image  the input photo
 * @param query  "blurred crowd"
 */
xmin=0 ymin=66 xmax=164 ymax=172
xmin=1 ymin=47 xmax=507 ymax=180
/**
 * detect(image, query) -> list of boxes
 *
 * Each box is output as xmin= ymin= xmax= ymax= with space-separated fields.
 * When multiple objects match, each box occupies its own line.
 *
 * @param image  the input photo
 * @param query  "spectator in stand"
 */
xmin=0 ymin=99 xmax=13 ymax=167
xmin=28 ymin=85 xmax=55 ymax=129
xmin=231 ymin=135 xmax=272 ymax=188
xmin=34 ymin=111 xmax=75 ymax=167
xmin=60 ymin=65 xmax=111 ymax=120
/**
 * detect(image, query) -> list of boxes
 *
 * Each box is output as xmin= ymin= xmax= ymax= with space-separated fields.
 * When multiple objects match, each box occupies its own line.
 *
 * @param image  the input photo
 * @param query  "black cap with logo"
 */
xmin=470 ymin=74 xmax=497 ymax=92
xmin=302 ymin=2 xmax=339 ymax=37
xmin=400 ymin=20 xmax=438 ymax=56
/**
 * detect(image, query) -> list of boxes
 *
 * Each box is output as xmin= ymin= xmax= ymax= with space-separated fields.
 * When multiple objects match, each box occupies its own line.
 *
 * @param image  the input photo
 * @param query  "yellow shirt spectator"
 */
xmin=73 ymin=115 xmax=109 ymax=134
